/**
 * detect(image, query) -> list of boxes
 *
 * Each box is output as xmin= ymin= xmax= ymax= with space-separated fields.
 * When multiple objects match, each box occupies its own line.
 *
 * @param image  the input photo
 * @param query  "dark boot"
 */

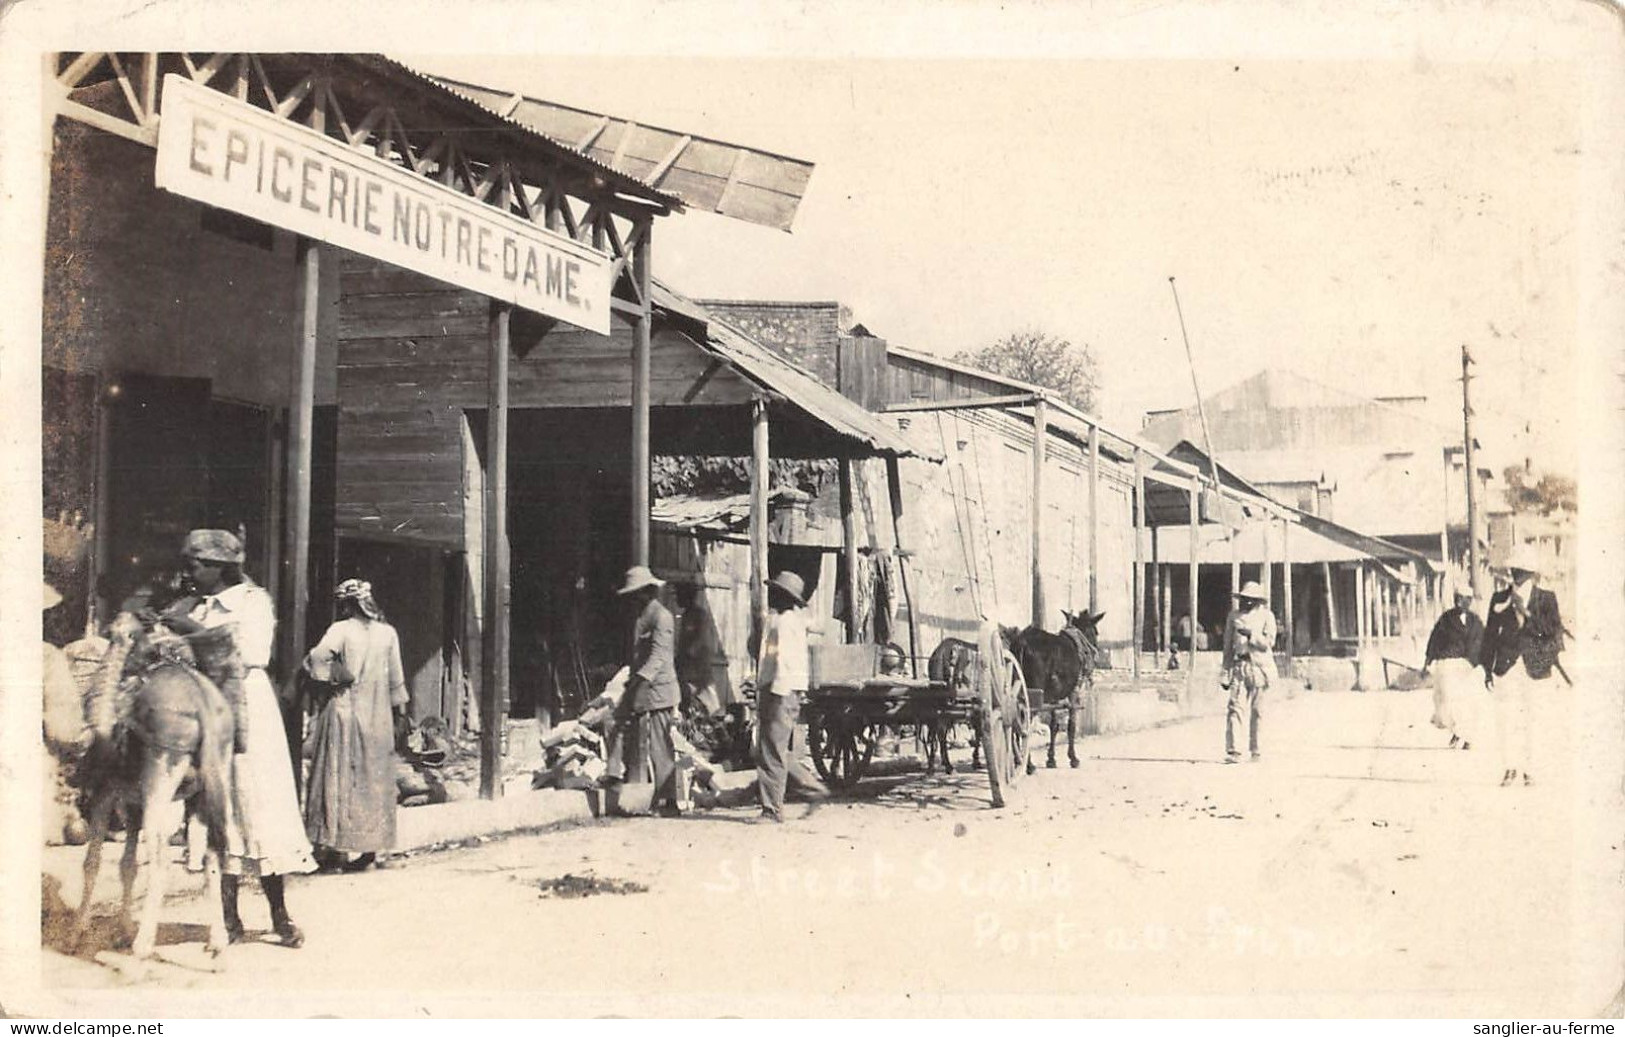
xmin=220 ymin=874 xmax=245 ymax=944
xmin=262 ymin=875 xmax=303 ymax=949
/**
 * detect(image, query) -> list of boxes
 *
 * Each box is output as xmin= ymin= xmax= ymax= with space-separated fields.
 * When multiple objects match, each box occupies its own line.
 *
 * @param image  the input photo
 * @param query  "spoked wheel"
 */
xmin=808 ymin=711 xmax=876 ymax=790
xmin=981 ymin=649 xmax=1032 ymax=808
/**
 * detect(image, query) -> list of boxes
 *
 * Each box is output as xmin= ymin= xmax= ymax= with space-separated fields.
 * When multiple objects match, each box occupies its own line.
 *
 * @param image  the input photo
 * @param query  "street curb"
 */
xmin=393 ymin=767 xmax=761 ymax=851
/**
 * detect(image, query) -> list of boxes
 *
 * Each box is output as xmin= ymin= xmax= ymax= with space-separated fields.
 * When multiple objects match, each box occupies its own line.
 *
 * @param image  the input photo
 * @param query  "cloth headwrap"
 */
xmin=335 ymin=578 xmax=382 ymax=619
xmin=183 ymin=529 xmax=244 ymax=565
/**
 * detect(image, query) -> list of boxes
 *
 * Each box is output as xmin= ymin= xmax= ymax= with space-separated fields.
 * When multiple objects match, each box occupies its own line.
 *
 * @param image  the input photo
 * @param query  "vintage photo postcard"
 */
xmin=1 ymin=0 xmax=1621 ymax=1021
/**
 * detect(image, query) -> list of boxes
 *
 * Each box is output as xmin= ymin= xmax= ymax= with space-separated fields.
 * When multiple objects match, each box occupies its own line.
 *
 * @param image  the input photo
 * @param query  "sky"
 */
xmin=404 ymin=14 xmax=1612 ymax=480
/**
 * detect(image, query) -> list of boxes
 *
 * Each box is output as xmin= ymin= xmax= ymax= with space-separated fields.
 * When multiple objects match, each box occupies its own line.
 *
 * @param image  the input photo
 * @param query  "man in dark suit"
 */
xmin=1422 ymin=586 xmax=1484 ymax=749
xmin=1479 ymin=545 xmax=1564 ymax=787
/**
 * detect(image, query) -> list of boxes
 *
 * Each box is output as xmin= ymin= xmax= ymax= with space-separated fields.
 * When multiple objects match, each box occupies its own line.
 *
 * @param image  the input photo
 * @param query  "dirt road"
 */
xmin=30 ymin=686 xmax=1624 ymax=1017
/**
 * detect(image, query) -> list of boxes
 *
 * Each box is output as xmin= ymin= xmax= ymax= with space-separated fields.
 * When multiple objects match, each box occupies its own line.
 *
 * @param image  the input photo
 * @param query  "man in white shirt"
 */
xmin=752 ymin=571 xmax=829 ymax=823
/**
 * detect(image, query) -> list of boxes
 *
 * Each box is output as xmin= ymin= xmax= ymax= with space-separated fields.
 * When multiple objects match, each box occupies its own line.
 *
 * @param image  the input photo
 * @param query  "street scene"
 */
xmin=36 ymin=684 xmax=1620 ymax=1016
xmin=13 ymin=3 xmax=1622 ymax=1023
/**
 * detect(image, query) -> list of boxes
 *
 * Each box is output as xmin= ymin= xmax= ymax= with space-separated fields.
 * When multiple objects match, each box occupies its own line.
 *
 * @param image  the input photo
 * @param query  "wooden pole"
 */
xmin=1149 ymin=521 xmax=1161 ymax=668
xmin=1461 ymin=344 xmax=1482 ymax=598
xmin=839 ymin=457 xmax=861 ymax=643
xmin=480 ymin=301 xmax=511 ymax=800
xmin=885 ymin=456 xmax=920 ymax=677
xmin=1229 ymin=526 xmax=1241 ymax=602
xmin=1031 ymin=395 xmax=1047 ymax=628
xmin=1321 ymin=561 xmax=1338 ymax=642
xmin=750 ymin=397 xmax=769 ymax=644
xmin=630 ymin=221 xmax=653 ymax=567
xmin=1159 ymin=546 xmax=1172 ymax=659
xmin=1282 ymin=518 xmax=1295 ymax=667
xmin=1132 ymin=450 xmax=1145 ymax=686
xmin=1087 ymin=422 xmax=1100 ymax=613
xmin=283 ymin=238 xmax=320 ymax=792
xmin=1186 ymin=478 xmax=1200 ymax=709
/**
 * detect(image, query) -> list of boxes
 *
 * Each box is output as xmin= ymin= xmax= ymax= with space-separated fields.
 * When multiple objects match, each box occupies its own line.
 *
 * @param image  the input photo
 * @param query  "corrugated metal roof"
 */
xmin=426 ymin=76 xmax=815 ymax=232
xmin=371 ymin=56 xmax=682 ymax=212
xmin=650 ymin=282 xmax=940 ymax=462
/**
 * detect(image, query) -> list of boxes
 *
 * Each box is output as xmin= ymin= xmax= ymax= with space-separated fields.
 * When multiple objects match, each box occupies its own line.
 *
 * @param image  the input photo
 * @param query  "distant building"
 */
xmin=1141 ymin=369 xmax=1497 ymax=580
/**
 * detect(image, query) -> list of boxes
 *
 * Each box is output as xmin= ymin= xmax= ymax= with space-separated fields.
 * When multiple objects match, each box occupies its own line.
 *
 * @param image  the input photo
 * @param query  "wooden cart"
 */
xmin=802 ymin=638 xmax=1033 ymax=808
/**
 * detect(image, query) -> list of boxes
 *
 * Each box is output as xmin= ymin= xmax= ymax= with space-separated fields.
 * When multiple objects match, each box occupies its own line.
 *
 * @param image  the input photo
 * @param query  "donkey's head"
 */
xmin=1061 ymin=609 xmax=1106 ymax=646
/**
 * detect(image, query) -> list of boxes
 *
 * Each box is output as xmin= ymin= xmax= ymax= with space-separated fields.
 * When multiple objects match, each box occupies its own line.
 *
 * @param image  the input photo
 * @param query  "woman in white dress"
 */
xmin=161 ymin=529 xmax=314 ymax=948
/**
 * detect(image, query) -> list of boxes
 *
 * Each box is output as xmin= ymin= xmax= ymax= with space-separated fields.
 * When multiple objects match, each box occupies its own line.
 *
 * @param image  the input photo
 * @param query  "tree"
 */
xmin=1501 ymin=465 xmax=1577 ymax=516
xmin=953 ymin=329 xmax=1101 ymax=414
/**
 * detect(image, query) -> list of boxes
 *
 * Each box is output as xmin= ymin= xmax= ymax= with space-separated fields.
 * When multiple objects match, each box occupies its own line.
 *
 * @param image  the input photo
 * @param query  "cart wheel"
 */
xmin=808 ymin=713 xmax=875 ymax=790
xmin=982 ymin=649 xmax=1032 ymax=808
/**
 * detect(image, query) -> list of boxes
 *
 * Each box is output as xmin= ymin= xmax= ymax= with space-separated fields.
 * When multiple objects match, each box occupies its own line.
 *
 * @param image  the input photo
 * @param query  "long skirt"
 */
xmin=304 ymin=689 xmax=398 ymax=854
xmin=224 ymin=669 xmax=316 ymax=877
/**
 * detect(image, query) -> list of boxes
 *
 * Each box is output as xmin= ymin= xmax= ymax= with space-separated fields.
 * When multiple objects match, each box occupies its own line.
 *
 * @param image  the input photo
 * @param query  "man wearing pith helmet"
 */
xmin=1221 ymin=580 xmax=1277 ymax=764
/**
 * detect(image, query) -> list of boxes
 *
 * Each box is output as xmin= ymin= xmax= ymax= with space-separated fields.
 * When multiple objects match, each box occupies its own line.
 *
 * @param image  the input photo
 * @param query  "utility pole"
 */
xmin=1461 ymin=344 xmax=1482 ymax=598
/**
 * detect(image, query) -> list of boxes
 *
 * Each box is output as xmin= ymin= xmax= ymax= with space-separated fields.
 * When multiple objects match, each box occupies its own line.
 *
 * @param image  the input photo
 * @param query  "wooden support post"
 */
xmin=282 ymin=238 xmax=319 ymax=793
xmin=630 ymin=220 xmax=652 ymax=567
xmin=1229 ymin=525 xmax=1241 ymax=601
xmin=1087 ymin=423 xmax=1100 ymax=613
xmin=1260 ymin=512 xmax=1273 ymax=602
xmin=1282 ymin=518 xmax=1295 ymax=667
xmin=1150 ymin=526 xmax=1163 ymax=666
xmin=839 ymin=457 xmax=861 ymax=643
xmin=749 ymin=397 xmax=769 ymax=644
xmin=1160 ymin=559 xmax=1172 ymax=657
xmin=1355 ymin=562 xmax=1369 ymax=648
xmin=1132 ymin=450 xmax=1145 ymax=686
xmin=1322 ymin=561 xmax=1338 ymax=642
xmin=1031 ymin=395 xmax=1047 ymax=628
xmin=885 ymin=456 xmax=920 ymax=677
xmin=480 ymin=301 xmax=512 ymax=800
xmin=1186 ymin=479 xmax=1200 ymax=709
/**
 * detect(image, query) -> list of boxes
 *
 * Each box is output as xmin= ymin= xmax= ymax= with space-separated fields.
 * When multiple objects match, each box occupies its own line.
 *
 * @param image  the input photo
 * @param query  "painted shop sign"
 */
xmin=155 ymin=75 xmax=611 ymax=333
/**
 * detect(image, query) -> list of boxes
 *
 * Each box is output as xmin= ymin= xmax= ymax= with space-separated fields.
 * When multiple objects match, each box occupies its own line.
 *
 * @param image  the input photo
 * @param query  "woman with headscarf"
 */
xmin=157 ymin=529 xmax=313 ymax=947
xmin=303 ymin=578 xmax=409 ymax=872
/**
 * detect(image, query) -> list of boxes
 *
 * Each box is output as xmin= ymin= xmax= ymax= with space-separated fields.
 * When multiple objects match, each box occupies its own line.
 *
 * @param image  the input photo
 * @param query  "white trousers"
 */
xmin=1491 ymin=660 xmax=1535 ymax=776
xmin=1432 ymin=658 xmax=1481 ymax=743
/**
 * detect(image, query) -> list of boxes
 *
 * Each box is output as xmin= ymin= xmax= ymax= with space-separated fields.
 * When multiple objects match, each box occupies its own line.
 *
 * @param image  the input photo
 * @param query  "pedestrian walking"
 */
xmin=751 ymin=570 xmax=830 ymax=822
xmin=614 ymin=565 xmax=681 ymax=811
xmin=159 ymin=529 xmax=313 ymax=947
xmin=1480 ymin=546 xmax=1565 ymax=787
xmin=1421 ymin=585 xmax=1484 ymax=750
xmin=1222 ymin=581 xmax=1277 ymax=763
xmin=302 ymin=578 xmax=410 ymax=873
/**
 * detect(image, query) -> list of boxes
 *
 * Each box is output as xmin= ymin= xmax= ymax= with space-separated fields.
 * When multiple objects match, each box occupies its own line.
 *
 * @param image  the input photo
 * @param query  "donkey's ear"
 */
xmin=1091 ymin=611 xmax=1107 ymax=626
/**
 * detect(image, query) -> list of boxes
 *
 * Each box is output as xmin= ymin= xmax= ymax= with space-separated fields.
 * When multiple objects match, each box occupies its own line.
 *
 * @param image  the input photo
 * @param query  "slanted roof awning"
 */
xmin=651 ymin=282 xmax=940 ymax=463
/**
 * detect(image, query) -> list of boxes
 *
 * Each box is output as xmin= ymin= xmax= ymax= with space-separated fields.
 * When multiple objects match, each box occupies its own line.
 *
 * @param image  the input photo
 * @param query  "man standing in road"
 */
xmin=1422 ymin=586 xmax=1484 ymax=750
xmin=752 ymin=570 xmax=829 ymax=822
xmin=1222 ymin=581 xmax=1277 ymax=764
xmin=1480 ymin=546 xmax=1564 ymax=788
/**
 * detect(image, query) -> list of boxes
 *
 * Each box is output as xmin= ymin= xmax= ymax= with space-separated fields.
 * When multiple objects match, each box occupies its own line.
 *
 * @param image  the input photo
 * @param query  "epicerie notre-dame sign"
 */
xmin=155 ymin=74 xmax=612 ymax=333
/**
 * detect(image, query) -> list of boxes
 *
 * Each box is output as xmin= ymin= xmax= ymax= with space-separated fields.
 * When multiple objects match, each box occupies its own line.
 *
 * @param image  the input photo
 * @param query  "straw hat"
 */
xmin=765 ymin=571 xmax=807 ymax=606
xmin=615 ymin=565 xmax=665 ymax=596
xmin=1235 ymin=581 xmax=1267 ymax=602
xmin=183 ymin=529 xmax=245 ymax=565
xmin=1506 ymin=544 xmax=1541 ymax=576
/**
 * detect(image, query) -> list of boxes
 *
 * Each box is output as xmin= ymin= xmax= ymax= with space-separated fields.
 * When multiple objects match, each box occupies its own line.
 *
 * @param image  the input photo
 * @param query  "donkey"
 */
xmin=1012 ymin=610 xmax=1103 ymax=771
xmin=73 ymin=610 xmax=235 ymax=963
xmin=922 ymin=626 xmax=1021 ymax=774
